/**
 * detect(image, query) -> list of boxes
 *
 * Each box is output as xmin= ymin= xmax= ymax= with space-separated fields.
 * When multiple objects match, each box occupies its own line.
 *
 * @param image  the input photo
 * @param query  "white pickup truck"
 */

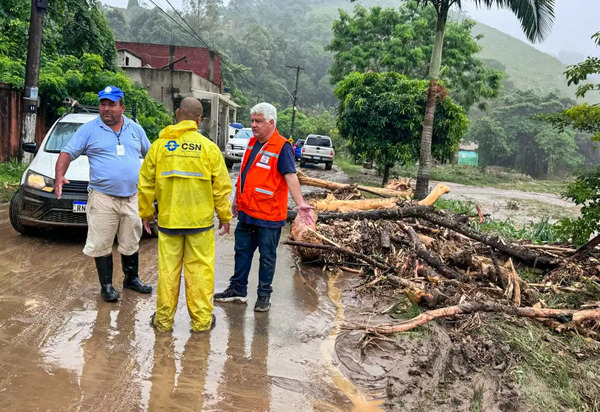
xmin=299 ymin=134 xmax=334 ymax=170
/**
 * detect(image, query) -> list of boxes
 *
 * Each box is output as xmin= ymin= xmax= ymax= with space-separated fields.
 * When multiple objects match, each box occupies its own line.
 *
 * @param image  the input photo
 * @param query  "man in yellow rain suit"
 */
xmin=138 ymin=97 xmax=232 ymax=332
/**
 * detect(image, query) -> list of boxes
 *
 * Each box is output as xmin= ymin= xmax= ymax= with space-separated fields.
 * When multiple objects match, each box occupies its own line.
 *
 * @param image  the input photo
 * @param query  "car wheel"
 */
xmin=299 ymin=158 xmax=306 ymax=167
xmin=9 ymin=190 xmax=33 ymax=235
xmin=225 ymin=159 xmax=234 ymax=168
xmin=325 ymin=161 xmax=333 ymax=171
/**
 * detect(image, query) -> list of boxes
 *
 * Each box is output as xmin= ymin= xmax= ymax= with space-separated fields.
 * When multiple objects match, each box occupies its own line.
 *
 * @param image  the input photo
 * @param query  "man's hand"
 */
xmin=297 ymin=203 xmax=315 ymax=226
xmin=55 ymin=176 xmax=70 ymax=200
xmin=143 ymin=218 xmax=156 ymax=235
xmin=218 ymin=221 xmax=230 ymax=235
xmin=231 ymin=201 xmax=238 ymax=218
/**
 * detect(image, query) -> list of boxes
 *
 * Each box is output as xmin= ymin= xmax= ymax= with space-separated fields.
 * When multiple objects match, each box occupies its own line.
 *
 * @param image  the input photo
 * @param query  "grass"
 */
xmin=336 ymin=157 xmax=569 ymax=195
xmin=434 ymin=198 xmax=477 ymax=215
xmin=333 ymin=155 xmax=362 ymax=176
xmin=485 ymin=320 xmax=600 ymax=411
xmin=396 ymin=164 xmax=568 ymax=195
xmin=434 ymin=197 xmax=567 ymax=244
xmin=0 ymin=159 xmax=27 ymax=203
xmin=469 ymin=384 xmax=484 ymax=412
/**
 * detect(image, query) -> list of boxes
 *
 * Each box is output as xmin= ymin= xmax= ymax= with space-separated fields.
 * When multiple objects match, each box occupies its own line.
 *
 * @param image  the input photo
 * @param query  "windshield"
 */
xmin=45 ymin=122 xmax=85 ymax=153
xmin=234 ymin=129 xmax=253 ymax=139
xmin=306 ymin=136 xmax=331 ymax=147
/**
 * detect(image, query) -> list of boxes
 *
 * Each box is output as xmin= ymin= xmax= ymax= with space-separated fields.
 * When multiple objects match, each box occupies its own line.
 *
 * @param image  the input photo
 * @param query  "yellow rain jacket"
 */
xmin=138 ymin=120 xmax=232 ymax=332
xmin=138 ymin=120 xmax=232 ymax=228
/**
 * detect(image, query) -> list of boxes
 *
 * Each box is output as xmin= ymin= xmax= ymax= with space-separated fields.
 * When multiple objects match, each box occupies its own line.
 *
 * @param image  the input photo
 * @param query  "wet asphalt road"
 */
xmin=0 ymin=197 xmax=383 ymax=411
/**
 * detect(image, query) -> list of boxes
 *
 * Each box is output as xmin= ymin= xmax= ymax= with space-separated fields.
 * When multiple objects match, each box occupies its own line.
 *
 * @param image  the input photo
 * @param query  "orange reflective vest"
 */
xmin=236 ymin=130 xmax=289 ymax=221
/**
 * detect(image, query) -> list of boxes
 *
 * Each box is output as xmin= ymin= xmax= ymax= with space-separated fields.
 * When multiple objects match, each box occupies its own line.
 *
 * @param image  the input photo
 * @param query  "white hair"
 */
xmin=251 ymin=102 xmax=277 ymax=126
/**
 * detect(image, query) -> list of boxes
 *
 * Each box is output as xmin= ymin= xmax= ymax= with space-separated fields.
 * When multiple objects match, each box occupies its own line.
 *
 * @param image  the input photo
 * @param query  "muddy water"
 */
xmin=0 ymin=202 xmax=379 ymax=411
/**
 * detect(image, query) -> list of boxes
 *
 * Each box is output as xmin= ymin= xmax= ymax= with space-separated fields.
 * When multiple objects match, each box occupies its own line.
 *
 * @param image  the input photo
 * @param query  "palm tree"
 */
xmin=414 ymin=0 xmax=555 ymax=199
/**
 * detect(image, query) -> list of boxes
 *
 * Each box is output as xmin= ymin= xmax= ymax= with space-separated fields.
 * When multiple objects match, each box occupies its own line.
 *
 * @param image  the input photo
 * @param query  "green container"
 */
xmin=457 ymin=150 xmax=478 ymax=167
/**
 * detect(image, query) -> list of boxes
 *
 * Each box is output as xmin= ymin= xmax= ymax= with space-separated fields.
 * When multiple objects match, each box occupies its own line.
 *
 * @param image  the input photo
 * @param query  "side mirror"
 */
xmin=22 ymin=142 xmax=37 ymax=155
xmin=229 ymin=135 xmax=234 ymax=139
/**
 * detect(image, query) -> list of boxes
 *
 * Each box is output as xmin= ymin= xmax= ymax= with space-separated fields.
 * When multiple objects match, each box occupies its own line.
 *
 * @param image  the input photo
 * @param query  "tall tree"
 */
xmin=544 ymin=31 xmax=600 ymax=245
xmin=327 ymin=2 xmax=502 ymax=109
xmin=468 ymin=90 xmax=581 ymax=178
xmin=412 ymin=0 xmax=555 ymax=199
xmin=334 ymin=72 xmax=468 ymax=185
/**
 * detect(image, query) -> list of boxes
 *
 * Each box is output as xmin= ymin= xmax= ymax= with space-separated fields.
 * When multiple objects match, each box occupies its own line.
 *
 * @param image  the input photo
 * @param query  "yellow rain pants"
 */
xmin=153 ymin=229 xmax=215 ymax=332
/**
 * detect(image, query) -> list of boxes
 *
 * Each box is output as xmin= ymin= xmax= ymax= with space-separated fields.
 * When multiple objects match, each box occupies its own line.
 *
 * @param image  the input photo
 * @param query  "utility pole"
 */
xmin=21 ymin=0 xmax=48 ymax=163
xmin=170 ymin=31 xmax=175 ymax=116
xmin=286 ymin=65 xmax=303 ymax=141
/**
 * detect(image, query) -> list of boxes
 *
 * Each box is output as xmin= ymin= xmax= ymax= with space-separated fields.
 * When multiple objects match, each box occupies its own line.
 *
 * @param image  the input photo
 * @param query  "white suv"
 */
xmin=300 ymin=134 xmax=334 ymax=170
xmin=224 ymin=127 xmax=252 ymax=168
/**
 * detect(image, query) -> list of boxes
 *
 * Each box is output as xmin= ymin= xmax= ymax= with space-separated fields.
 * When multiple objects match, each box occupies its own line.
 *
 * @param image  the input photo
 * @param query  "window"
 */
xmin=45 ymin=123 xmax=85 ymax=153
xmin=306 ymin=136 xmax=331 ymax=147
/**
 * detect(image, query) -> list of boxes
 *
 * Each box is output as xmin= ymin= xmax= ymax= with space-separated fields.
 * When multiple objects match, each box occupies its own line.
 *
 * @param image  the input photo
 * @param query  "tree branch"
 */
xmin=318 ymin=207 xmax=558 ymax=269
xmin=345 ymin=301 xmax=600 ymax=334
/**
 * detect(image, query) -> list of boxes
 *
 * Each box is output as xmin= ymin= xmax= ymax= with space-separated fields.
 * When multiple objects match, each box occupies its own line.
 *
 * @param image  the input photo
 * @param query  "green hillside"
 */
xmin=314 ymin=2 xmax=589 ymax=103
xmin=472 ymin=22 xmax=592 ymax=102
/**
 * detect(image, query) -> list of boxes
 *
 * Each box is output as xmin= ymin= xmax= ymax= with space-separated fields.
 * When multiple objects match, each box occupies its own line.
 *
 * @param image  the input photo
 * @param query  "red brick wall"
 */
xmin=116 ymin=42 xmax=221 ymax=86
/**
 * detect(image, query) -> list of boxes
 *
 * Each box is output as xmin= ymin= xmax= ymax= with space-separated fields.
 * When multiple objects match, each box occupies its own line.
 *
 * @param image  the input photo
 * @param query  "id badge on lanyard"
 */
xmin=116 ymin=144 xmax=125 ymax=156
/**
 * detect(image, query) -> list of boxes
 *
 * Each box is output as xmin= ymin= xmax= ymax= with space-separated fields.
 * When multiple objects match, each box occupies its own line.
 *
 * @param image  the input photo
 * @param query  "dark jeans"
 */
xmin=229 ymin=222 xmax=282 ymax=298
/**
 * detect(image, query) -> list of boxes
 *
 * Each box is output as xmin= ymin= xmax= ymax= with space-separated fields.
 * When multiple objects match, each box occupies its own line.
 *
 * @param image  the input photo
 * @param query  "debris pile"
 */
xmin=288 ymin=172 xmax=600 ymax=339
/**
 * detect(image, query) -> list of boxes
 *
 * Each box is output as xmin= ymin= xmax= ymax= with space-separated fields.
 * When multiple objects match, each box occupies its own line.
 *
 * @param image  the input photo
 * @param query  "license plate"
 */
xmin=73 ymin=201 xmax=87 ymax=213
xmin=314 ymin=156 xmax=320 ymax=160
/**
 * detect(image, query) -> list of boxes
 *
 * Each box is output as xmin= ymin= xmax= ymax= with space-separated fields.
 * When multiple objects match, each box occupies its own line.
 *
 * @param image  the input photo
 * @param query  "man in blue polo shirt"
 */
xmin=55 ymin=86 xmax=152 ymax=302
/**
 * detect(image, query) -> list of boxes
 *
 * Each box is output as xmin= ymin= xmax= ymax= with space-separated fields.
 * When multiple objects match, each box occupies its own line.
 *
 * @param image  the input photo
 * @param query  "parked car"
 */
xmin=9 ymin=108 xmax=156 ymax=235
xmin=300 ymin=134 xmax=334 ymax=170
xmin=293 ymin=138 xmax=305 ymax=160
xmin=223 ymin=127 xmax=252 ymax=168
xmin=9 ymin=113 xmax=96 ymax=234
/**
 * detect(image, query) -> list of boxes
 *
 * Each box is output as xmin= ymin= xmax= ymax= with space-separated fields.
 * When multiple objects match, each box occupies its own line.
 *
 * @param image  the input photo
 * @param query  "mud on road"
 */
xmin=0 ymin=166 xmax=585 ymax=411
xmin=0 ymin=198 xmax=389 ymax=411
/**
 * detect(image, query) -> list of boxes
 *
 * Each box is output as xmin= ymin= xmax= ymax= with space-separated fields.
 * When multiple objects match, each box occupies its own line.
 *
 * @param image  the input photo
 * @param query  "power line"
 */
xmin=146 ymin=0 xmax=267 ymax=94
xmin=164 ymin=0 xmax=211 ymax=49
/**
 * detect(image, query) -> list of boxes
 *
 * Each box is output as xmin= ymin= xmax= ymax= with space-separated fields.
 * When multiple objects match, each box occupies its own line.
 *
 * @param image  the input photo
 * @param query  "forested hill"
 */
xmin=472 ymin=22 xmax=585 ymax=102
xmin=104 ymin=0 xmax=588 ymax=109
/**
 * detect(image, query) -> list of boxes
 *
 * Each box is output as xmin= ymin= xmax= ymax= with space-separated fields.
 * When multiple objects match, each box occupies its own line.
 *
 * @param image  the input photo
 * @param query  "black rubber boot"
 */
xmin=95 ymin=255 xmax=119 ymax=302
xmin=122 ymin=252 xmax=152 ymax=294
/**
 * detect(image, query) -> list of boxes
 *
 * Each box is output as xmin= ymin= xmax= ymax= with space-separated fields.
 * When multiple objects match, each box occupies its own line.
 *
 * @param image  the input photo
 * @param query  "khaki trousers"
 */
xmin=83 ymin=189 xmax=142 ymax=257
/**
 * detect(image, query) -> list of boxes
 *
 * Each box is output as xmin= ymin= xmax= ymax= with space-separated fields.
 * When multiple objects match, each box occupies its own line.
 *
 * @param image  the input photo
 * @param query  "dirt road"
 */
xmin=304 ymin=164 xmax=579 ymax=225
xmin=0 ymin=201 xmax=384 ymax=411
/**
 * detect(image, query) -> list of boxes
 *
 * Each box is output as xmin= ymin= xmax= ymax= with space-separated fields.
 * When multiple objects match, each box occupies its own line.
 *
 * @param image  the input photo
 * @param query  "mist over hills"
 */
xmin=103 ymin=0 xmax=596 ymax=105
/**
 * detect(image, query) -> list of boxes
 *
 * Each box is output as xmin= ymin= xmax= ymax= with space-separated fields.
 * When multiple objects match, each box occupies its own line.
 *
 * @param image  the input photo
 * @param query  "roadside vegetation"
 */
xmin=433 ymin=197 xmax=567 ymax=244
xmin=0 ymin=159 xmax=27 ymax=203
xmin=484 ymin=320 xmax=600 ymax=411
xmin=335 ymin=156 xmax=568 ymax=195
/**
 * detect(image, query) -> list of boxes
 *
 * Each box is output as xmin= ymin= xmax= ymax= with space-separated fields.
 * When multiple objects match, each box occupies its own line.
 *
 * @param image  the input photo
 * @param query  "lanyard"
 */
xmin=112 ymin=119 xmax=124 ymax=145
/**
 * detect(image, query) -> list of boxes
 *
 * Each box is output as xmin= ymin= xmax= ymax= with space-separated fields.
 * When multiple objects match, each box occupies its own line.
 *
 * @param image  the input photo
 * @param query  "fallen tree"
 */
xmin=317 ymin=206 xmax=558 ymax=270
xmin=345 ymin=301 xmax=600 ymax=334
xmin=297 ymin=170 xmax=413 ymax=198
xmin=287 ymin=170 xmax=600 ymax=341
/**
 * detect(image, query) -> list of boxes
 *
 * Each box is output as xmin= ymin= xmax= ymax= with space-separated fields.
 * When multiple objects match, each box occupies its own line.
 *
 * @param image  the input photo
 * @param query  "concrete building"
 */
xmin=117 ymin=49 xmax=142 ymax=68
xmin=115 ymin=42 xmax=239 ymax=150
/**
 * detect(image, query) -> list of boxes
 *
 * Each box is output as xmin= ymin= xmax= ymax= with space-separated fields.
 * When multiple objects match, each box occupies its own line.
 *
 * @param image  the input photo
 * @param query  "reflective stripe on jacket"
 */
xmin=138 ymin=120 xmax=232 ymax=229
xmin=236 ymin=130 xmax=288 ymax=221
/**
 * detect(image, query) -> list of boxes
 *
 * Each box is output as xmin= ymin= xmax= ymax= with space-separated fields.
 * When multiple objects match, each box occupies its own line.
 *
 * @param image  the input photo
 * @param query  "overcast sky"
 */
xmin=459 ymin=0 xmax=600 ymax=58
xmin=102 ymin=0 xmax=600 ymax=58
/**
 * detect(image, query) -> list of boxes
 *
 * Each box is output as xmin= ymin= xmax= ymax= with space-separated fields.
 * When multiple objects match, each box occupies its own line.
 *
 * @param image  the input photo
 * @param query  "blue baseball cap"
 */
xmin=98 ymin=86 xmax=124 ymax=102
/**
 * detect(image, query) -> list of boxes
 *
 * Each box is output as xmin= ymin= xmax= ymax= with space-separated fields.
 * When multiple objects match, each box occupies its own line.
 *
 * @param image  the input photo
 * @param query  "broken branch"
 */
xmin=346 ymin=301 xmax=600 ymax=334
xmin=318 ymin=206 xmax=558 ymax=270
